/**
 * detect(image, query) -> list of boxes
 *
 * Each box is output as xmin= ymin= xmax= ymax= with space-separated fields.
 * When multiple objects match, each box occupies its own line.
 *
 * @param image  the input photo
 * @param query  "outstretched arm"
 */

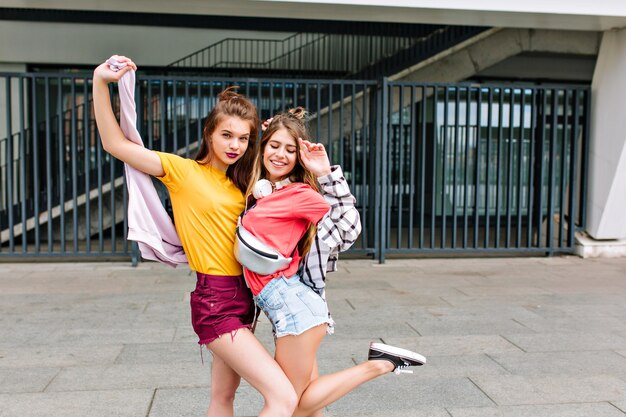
xmin=93 ymin=55 xmax=164 ymax=177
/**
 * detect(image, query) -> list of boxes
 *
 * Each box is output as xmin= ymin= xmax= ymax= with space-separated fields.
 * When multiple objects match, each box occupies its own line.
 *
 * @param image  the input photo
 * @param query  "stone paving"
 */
xmin=0 ymin=256 xmax=626 ymax=416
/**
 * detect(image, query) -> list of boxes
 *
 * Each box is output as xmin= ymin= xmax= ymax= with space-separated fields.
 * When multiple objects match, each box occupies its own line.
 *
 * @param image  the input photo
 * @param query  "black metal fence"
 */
xmin=0 ymin=72 xmax=590 ymax=262
xmin=379 ymin=80 xmax=590 ymax=259
xmin=168 ymin=26 xmax=487 ymax=79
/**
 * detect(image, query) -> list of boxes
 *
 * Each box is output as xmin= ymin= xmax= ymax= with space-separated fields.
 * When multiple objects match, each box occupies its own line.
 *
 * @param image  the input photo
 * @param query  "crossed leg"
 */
xmin=274 ymin=324 xmax=393 ymax=417
xmin=207 ymin=328 xmax=298 ymax=417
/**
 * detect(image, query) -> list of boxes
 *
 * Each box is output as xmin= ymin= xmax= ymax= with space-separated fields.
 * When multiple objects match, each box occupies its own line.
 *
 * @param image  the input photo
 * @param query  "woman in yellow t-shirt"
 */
xmin=93 ymin=56 xmax=297 ymax=417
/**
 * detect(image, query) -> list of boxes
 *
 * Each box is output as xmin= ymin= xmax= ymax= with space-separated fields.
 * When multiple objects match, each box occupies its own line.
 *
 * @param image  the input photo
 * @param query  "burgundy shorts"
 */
xmin=190 ymin=273 xmax=255 ymax=345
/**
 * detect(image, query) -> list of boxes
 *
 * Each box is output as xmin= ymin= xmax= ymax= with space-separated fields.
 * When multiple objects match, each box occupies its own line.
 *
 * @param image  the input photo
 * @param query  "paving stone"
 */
xmin=408 ymin=316 xmax=534 ymax=336
xmin=0 ymin=389 xmax=153 ymax=417
xmin=0 ymin=345 xmax=123 ymax=367
xmin=471 ymin=375 xmax=626 ymax=405
xmin=46 ymin=363 xmax=211 ymax=391
xmin=114 ymin=342 xmax=201 ymax=365
xmin=2 ymin=257 xmax=626 ymax=416
xmin=45 ymin=326 xmax=177 ymax=345
xmin=504 ymin=332 xmax=626 ymax=352
xmin=488 ymin=351 xmax=626 ymax=378
xmin=325 ymin=376 xmax=493 ymax=411
xmin=0 ymin=367 xmax=60 ymax=393
xmin=449 ymin=402 xmax=626 ymax=417
xmin=382 ymin=335 xmax=522 ymax=357
xmin=612 ymin=401 xmax=626 ymax=413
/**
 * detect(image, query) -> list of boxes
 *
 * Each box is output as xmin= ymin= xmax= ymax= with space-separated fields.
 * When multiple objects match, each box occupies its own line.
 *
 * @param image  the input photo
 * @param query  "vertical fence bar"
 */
xmin=408 ymin=86 xmax=416 ymax=248
xmin=452 ymin=87 xmax=460 ymax=248
xmin=527 ymin=89 xmax=537 ymax=248
xmin=430 ymin=86 xmax=437 ymax=249
xmin=83 ymin=78 xmax=91 ymax=254
xmin=32 ymin=77 xmax=41 ymax=254
xmin=378 ymin=79 xmax=388 ymax=261
xmin=495 ymin=88 xmax=503 ymax=248
xmin=440 ymin=87 xmax=449 ymax=248
xmin=579 ymin=90 xmax=591 ymax=229
xmin=397 ymin=86 xmax=405 ymax=248
xmin=6 ymin=77 xmax=15 ymax=252
xmin=19 ymin=77 xmax=27 ymax=253
xmin=558 ymin=89 xmax=569 ymax=249
xmin=45 ymin=77 xmax=53 ymax=253
xmin=57 ymin=77 xmax=65 ymax=253
xmin=506 ymin=88 xmax=514 ymax=248
xmin=485 ymin=88 xmax=493 ymax=248
xmin=568 ymin=90 xmax=581 ymax=248
xmin=71 ymin=79 xmax=79 ymax=253
xmin=517 ymin=89 xmax=526 ymax=248
xmin=474 ymin=87 xmax=482 ymax=249
xmin=463 ymin=87 xmax=471 ymax=248
xmin=547 ymin=89 xmax=558 ymax=254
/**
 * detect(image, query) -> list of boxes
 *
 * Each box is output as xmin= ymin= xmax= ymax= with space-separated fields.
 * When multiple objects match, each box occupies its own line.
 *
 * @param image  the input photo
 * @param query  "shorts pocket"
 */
xmin=194 ymin=283 xmax=238 ymax=302
xmin=296 ymin=288 xmax=327 ymax=318
xmin=261 ymin=290 xmax=285 ymax=311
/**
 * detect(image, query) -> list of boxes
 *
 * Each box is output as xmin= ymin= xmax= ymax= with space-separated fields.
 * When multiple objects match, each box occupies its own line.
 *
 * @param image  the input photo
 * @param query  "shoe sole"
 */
xmin=370 ymin=343 xmax=427 ymax=365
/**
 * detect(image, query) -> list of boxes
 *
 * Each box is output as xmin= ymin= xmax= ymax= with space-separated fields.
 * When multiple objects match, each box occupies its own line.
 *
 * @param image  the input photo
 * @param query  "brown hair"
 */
xmin=195 ymin=86 xmax=259 ymax=193
xmin=245 ymin=107 xmax=319 ymax=256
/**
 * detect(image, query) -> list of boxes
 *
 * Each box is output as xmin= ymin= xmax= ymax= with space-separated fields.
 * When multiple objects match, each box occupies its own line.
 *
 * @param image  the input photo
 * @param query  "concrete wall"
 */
xmin=0 ymin=20 xmax=291 ymax=67
xmin=4 ymin=0 xmax=626 ymax=30
xmin=587 ymin=28 xmax=626 ymax=239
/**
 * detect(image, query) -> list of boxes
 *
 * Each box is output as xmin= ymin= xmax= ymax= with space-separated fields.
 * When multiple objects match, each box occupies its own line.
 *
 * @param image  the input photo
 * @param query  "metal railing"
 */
xmin=0 ymin=72 xmax=590 ymax=261
xmin=168 ymin=26 xmax=487 ymax=79
xmin=379 ymin=80 xmax=590 ymax=259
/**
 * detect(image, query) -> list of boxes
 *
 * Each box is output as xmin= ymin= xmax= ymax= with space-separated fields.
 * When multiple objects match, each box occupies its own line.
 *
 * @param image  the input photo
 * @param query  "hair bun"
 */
xmin=287 ymin=107 xmax=307 ymax=121
xmin=218 ymin=86 xmax=242 ymax=102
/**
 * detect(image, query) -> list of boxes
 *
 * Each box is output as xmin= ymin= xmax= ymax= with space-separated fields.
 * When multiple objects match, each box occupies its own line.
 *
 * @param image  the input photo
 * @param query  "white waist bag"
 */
xmin=234 ymin=217 xmax=292 ymax=275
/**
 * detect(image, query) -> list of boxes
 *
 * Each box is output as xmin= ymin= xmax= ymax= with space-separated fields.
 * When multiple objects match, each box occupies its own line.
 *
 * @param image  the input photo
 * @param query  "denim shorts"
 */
xmin=254 ymin=274 xmax=331 ymax=337
xmin=190 ymin=273 xmax=256 ymax=345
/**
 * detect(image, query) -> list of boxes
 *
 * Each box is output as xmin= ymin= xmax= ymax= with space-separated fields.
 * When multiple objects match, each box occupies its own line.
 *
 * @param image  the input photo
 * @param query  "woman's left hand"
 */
xmin=299 ymin=138 xmax=331 ymax=177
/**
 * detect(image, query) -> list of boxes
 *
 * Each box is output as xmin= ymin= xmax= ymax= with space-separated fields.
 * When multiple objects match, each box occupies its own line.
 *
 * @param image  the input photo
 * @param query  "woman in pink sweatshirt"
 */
xmin=239 ymin=108 xmax=426 ymax=417
xmin=93 ymin=56 xmax=298 ymax=417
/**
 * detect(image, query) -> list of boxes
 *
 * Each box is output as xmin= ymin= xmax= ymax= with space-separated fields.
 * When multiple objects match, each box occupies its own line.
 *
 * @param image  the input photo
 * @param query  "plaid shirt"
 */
xmin=299 ymin=165 xmax=361 ymax=296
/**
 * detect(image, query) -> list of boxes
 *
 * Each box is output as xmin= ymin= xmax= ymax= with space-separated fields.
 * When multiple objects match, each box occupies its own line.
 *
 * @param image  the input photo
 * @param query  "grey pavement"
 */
xmin=1 ymin=256 xmax=626 ymax=417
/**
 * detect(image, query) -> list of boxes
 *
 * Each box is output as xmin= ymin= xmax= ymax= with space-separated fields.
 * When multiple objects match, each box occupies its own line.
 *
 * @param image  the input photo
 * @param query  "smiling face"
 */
xmin=208 ymin=116 xmax=251 ymax=171
xmin=262 ymin=127 xmax=298 ymax=182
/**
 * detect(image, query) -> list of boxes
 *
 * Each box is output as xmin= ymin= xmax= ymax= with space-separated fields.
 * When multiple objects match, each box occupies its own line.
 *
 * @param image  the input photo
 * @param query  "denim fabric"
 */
xmin=254 ymin=274 xmax=330 ymax=337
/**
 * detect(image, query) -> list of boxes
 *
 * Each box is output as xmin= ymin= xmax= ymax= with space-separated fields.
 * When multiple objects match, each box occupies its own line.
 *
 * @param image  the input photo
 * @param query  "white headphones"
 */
xmin=252 ymin=177 xmax=292 ymax=199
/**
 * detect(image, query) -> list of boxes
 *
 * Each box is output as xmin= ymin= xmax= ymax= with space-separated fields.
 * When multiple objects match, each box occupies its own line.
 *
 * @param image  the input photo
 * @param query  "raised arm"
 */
xmin=298 ymin=139 xmax=361 ymax=251
xmin=92 ymin=56 xmax=164 ymax=177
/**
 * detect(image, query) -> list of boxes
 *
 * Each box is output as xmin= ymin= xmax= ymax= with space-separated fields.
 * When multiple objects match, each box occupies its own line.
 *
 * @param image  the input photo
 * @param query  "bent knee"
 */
xmin=211 ymin=383 xmax=239 ymax=405
xmin=268 ymin=389 xmax=298 ymax=417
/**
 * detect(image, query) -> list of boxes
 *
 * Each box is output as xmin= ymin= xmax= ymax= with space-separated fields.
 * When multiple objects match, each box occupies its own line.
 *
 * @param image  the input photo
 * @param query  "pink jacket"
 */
xmin=110 ymin=58 xmax=188 ymax=267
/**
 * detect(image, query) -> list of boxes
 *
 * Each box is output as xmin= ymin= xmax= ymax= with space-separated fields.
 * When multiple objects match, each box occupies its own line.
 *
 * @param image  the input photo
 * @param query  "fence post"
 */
xmin=378 ymin=77 xmax=389 ymax=263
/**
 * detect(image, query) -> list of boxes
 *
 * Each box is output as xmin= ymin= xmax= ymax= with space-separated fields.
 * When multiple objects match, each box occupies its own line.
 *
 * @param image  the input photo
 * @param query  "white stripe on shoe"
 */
xmin=369 ymin=342 xmax=427 ymax=365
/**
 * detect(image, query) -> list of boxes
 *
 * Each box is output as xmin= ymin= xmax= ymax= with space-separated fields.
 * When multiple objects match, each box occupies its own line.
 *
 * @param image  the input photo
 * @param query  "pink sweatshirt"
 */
xmin=110 ymin=58 xmax=187 ymax=267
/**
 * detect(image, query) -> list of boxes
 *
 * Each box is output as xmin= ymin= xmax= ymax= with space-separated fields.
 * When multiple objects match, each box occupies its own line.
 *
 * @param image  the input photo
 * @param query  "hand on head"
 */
xmin=261 ymin=118 xmax=273 ymax=132
xmin=93 ymin=55 xmax=137 ymax=84
xmin=298 ymin=138 xmax=332 ymax=177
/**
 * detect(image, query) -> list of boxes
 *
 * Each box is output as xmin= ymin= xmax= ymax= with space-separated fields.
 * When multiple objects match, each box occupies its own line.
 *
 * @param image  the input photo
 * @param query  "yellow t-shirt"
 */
xmin=155 ymin=152 xmax=244 ymax=276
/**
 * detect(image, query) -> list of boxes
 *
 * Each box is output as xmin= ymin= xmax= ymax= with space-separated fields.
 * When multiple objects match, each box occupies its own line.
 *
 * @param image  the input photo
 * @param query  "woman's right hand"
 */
xmin=93 ymin=55 xmax=137 ymax=84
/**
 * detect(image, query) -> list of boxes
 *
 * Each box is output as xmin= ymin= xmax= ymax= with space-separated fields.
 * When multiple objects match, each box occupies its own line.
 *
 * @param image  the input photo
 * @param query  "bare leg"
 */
xmin=206 ymin=354 xmax=240 ymax=417
xmin=208 ymin=328 xmax=298 ymax=417
xmin=302 ymin=359 xmax=324 ymax=417
xmin=294 ymin=360 xmax=392 ymax=417
xmin=274 ymin=324 xmax=393 ymax=417
xmin=275 ymin=324 xmax=327 ymax=398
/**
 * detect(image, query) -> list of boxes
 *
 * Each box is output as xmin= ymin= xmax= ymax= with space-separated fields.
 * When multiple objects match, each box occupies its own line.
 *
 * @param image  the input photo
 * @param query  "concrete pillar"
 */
xmin=587 ymin=28 xmax=626 ymax=240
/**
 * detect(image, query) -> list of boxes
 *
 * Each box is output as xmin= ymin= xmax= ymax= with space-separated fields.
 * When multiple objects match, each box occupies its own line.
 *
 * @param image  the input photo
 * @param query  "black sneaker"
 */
xmin=368 ymin=342 xmax=426 ymax=374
